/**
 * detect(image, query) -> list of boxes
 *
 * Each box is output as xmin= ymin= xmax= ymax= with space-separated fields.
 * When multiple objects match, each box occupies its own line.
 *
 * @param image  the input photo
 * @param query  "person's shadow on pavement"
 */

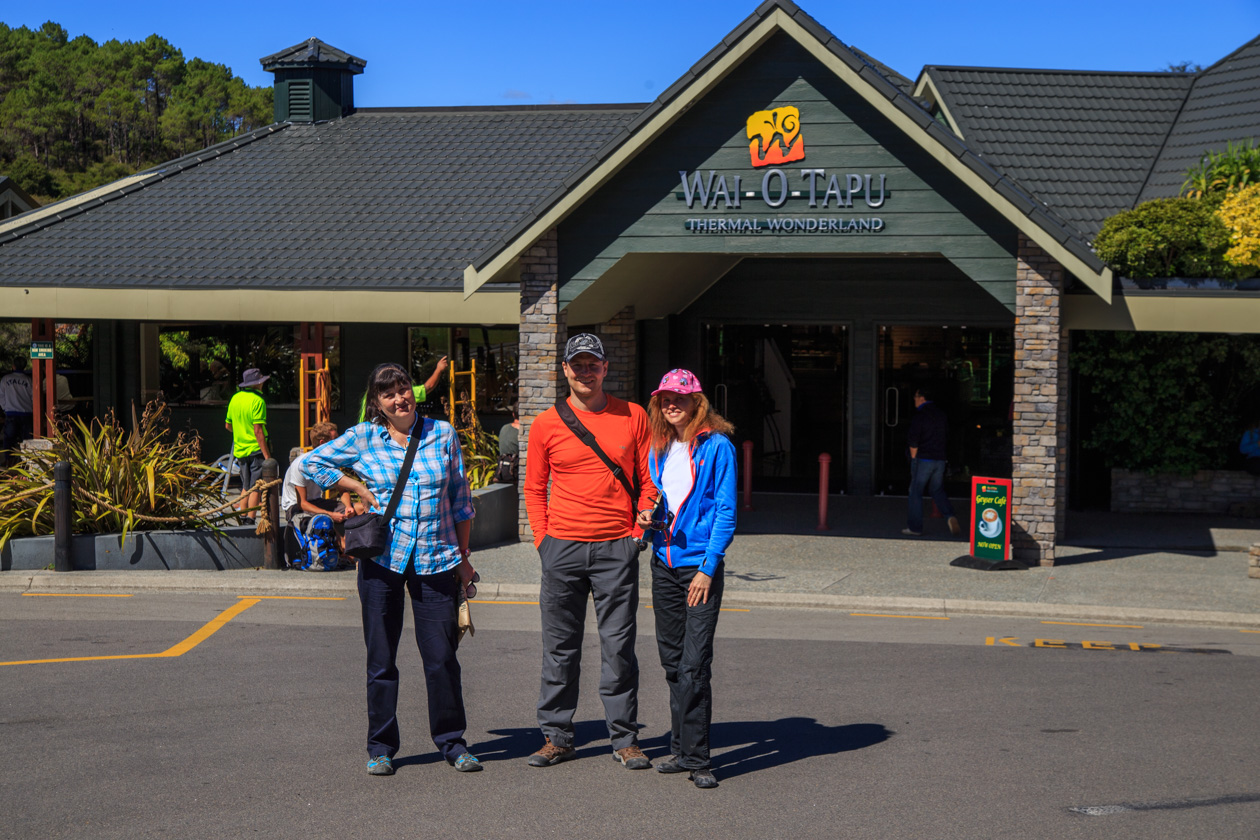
xmin=641 ymin=717 xmax=892 ymax=779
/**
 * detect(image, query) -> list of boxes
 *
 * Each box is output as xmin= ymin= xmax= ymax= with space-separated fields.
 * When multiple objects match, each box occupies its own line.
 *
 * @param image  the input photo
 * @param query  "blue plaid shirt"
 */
xmin=303 ymin=416 xmax=475 ymax=576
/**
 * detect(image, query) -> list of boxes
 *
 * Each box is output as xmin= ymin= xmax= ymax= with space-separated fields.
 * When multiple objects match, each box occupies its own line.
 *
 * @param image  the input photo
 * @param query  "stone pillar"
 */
xmin=517 ymin=229 xmax=565 ymax=541
xmin=594 ymin=306 xmax=638 ymax=401
xmin=1011 ymin=235 xmax=1069 ymax=566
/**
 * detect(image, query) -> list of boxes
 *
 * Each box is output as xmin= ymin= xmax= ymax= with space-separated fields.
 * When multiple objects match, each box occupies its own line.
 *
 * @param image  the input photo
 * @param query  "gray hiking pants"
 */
xmin=537 ymin=535 xmax=640 ymax=751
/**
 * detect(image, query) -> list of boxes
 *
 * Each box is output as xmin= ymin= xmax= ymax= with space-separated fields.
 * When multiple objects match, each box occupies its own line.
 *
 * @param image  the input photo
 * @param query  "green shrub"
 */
xmin=1182 ymin=139 xmax=1260 ymax=199
xmin=0 ymin=402 xmax=230 ymax=548
xmin=1072 ymin=332 xmax=1260 ymax=474
xmin=1094 ymin=198 xmax=1232 ymax=279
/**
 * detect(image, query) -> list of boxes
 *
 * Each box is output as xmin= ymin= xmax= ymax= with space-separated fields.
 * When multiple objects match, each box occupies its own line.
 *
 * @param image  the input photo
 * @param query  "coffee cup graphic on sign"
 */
xmin=978 ymin=507 xmax=1003 ymax=538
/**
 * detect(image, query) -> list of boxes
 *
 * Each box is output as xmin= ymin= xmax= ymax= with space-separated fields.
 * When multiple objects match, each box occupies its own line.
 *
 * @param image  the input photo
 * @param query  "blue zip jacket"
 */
xmin=648 ymin=430 xmax=738 ymax=577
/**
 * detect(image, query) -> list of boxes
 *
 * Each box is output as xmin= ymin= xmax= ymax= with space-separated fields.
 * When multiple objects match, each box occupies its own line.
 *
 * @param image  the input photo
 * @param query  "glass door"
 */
xmin=704 ymin=323 xmax=848 ymax=493
xmin=875 ymin=325 xmax=1013 ymax=495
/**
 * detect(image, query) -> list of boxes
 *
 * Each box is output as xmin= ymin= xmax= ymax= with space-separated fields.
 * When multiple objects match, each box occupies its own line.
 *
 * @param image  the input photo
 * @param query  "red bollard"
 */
xmin=741 ymin=440 xmax=754 ymax=511
xmin=817 ymin=453 xmax=831 ymax=530
xmin=929 ymin=499 xmax=942 ymax=518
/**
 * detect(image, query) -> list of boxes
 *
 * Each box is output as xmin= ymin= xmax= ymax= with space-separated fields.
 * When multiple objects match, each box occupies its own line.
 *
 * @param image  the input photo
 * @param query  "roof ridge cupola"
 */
xmin=260 ymin=37 xmax=366 ymax=124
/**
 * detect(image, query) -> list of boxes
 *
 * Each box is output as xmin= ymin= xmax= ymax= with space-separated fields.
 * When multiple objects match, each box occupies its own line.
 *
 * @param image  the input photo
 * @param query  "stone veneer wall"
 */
xmin=1249 ymin=542 xmax=1260 ymax=579
xmin=593 ymin=306 xmax=637 ymax=401
xmin=1012 ymin=236 xmax=1069 ymax=566
xmin=517 ymin=229 xmax=565 ymax=541
xmin=1112 ymin=468 xmax=1260 ymax=515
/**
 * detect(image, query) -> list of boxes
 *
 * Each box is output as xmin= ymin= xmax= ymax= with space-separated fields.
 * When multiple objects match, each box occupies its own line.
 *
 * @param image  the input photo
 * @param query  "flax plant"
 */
xmin=0 ymin=402 xmax=228 ymax=549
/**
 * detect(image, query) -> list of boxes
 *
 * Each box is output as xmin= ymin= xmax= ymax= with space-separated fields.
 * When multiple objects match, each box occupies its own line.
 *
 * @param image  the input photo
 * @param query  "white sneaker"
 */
xmin=901 ymin=528 xmax=922 ymax=536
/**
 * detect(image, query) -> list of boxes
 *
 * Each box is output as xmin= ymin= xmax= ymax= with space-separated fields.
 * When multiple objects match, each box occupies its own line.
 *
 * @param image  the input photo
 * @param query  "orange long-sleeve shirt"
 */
xmin=524 ymin=395 xmax=656 ymax=547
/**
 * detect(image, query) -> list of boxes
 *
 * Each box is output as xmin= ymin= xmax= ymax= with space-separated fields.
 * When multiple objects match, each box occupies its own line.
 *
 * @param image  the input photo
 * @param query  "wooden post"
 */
xmin=31 ymin=318 xmax=56 ymax=438
xmin=261 ymin=458 xmax=283 ymax=570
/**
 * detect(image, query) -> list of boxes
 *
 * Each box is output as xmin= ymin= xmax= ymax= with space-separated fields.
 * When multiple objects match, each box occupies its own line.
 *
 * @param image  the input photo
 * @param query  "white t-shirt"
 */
xmin=660 ymin=440 xmax=693 ymax=518
xmin=281 ymin=451 xmax=320 ymax=512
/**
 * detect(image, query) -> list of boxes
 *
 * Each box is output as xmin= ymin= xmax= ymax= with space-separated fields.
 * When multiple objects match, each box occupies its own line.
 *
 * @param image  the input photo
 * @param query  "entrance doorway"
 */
xmin=704 ymin=323 xmax=848 ymax=492
xmin=875 ymin=325 xmax=1013 ymax=496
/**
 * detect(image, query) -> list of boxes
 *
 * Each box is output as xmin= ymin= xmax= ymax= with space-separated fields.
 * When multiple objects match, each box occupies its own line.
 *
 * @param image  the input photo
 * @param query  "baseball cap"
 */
xmin=564 ymin=333 xmax=606 ymax=363
xmin=651 ymin=368 xmax=703 ymax=396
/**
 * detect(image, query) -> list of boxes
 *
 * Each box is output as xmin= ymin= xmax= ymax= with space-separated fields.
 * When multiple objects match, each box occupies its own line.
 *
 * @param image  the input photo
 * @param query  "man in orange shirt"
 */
xmin=523 ymin=333 xmax=657 ymax=770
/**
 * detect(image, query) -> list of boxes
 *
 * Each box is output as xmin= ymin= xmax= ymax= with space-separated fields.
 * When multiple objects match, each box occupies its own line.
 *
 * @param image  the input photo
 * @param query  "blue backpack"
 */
xmin=292 ymin=513 xmax=341 ymax=572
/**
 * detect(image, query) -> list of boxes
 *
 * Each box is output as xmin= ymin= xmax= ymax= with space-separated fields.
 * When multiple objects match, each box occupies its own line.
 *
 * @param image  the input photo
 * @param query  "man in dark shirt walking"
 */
xmin=903 ymin=387 xmax=961 ymax=537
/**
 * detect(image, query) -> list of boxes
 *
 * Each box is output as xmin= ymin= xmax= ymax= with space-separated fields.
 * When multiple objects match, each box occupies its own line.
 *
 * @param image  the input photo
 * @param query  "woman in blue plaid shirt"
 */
xmin=304 ymin=362 xmax=481 ymax=777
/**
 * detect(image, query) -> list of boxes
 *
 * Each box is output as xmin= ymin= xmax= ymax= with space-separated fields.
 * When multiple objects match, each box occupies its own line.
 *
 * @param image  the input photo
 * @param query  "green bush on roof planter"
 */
xmin=1094 ymin=197 xmax=1234 ymax=280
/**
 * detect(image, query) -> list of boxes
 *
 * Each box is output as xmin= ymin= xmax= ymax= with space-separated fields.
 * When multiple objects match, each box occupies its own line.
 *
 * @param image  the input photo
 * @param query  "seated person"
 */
xmin=282 ymin=422 xmax=355 ymax=561
xmin=496 ymin=398 xmax=520 ymax=483
xmin=1242 ymin=417 xmax=1260 ymax=477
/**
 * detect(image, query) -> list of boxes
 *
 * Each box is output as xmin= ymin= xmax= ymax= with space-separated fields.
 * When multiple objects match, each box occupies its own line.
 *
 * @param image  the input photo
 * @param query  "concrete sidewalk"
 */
xmin=3 ymin=496 xmax=1258 ymax=628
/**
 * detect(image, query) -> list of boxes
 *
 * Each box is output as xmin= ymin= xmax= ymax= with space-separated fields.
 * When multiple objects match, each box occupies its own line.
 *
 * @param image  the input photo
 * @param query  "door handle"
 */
xmin=714 ymin=383 xmax=728 ymax=418
xmin=884 ymin=386 xmax=900 ymax=428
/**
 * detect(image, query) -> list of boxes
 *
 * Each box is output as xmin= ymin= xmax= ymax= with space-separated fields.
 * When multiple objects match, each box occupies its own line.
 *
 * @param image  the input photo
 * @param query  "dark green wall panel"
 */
xmin=559 ymin=33 xmax=1018 ymax=313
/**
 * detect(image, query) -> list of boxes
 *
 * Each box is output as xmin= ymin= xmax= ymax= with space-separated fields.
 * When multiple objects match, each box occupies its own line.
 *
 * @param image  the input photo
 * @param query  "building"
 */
xmin=2 ymin=0 xmax=1258 ymax=563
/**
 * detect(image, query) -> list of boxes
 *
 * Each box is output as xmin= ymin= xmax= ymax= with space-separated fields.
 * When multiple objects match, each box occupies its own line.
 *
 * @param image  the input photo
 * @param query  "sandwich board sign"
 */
xmin=969 ymin=476 xmax=1012 ymax=562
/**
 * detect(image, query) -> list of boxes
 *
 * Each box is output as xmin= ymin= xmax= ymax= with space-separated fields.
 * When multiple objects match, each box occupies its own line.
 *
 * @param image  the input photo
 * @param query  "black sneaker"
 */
xmin=656 ymin=756 xmax=687 ymax=774
xmin=690 ymin=767 xmax=719 ymax=788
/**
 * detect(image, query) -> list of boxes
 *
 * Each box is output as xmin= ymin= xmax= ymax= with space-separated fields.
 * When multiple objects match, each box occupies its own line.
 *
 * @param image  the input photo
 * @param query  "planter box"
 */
xmin=1111 ymin=468 xmax=1260 ymax=515
xmin=469 ymin=483 xmax=519 ymax=548
xmin=1 ymin=525 xmax=263 ymax=571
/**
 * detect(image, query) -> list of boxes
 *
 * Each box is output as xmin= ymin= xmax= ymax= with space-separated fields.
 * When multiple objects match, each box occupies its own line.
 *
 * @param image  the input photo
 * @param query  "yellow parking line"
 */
xmin=1042 ymin=621 xmax=1144 ymax=629
xmin=1241 ymin=629 xmax=1260 ymax=634
xmin=0 ymin=598 xmax=260 ymax=667
xmin=21 ymin=593 xmax=134 ymax=598
xmin=236 ymin=595 xmax=347 ymax=601
xmin=471 ymin=600 xmax=540 ymax=606
xmin=851 ymin=613 xmax=949 ymax=620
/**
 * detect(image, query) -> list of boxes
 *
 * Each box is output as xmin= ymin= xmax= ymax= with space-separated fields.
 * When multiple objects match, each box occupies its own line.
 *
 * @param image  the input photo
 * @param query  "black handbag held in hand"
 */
xmin=342 ymin=420 xmax=423 ymax=560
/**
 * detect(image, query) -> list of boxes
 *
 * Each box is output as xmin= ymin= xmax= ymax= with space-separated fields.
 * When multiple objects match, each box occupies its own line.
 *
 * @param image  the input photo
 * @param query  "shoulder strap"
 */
xmin=382 ymin=417 xmax=424 ymax=522
xmin=554 ymin=398 xmax=637 ymax=500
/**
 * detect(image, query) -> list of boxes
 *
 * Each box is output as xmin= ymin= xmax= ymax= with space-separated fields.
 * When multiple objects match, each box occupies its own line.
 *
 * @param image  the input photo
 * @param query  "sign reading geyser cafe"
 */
xmin=678 ymin=106 xmax=887 ymax=234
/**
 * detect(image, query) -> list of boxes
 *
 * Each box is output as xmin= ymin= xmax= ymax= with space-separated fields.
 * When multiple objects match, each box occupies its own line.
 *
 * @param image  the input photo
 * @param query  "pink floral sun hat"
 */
xmin=651 ymin=368 xmax=703 ymax=396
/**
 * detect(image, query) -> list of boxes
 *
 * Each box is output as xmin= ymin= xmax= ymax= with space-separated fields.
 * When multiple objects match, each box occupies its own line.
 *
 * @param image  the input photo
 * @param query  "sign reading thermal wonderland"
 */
xmin=970 ymin=476 xmax=1012 ymax=562
xmin=677 ymin=106 xmax=888 ymax=235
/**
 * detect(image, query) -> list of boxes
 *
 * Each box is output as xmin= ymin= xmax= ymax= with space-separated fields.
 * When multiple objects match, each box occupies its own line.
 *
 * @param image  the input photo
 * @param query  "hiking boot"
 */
xmin=613 ymin=744 xmax=652 ymax=770
xmin=690 ymin=767 xmax=719 ymax=789
xmin=450 ymin=752 xmax=483 ymax=773
xmin=366 ymin=755 xmax=395 ymax=776
xmin=948 ymin=516 xmax=961 ymax=536
xmin=527 ymin=738 xmax=576 ymax=767
xmin=655 ymin=756 xmax=687 ymax=774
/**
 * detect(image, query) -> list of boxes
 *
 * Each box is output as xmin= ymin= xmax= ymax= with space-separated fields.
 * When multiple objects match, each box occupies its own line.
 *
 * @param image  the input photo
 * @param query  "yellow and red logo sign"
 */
xmin=746 ymin=106 xmax=805 ymax=168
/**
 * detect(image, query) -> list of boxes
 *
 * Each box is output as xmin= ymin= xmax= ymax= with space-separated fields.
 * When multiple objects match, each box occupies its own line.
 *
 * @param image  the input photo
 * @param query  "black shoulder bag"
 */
xmin=343 ymin=420 xmax=423 ymax=560
xmin=554 ymin=399 xmax=648 ymax=551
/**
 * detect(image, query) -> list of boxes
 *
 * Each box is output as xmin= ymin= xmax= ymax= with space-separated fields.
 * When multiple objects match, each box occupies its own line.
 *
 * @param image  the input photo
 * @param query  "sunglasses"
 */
xmin=464 ymin=571 xmax=481 ymax=600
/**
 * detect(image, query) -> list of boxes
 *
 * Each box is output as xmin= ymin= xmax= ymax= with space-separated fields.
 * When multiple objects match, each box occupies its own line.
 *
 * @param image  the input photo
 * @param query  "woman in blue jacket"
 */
xmin=641 ymin=368 xmax=737 ymax=789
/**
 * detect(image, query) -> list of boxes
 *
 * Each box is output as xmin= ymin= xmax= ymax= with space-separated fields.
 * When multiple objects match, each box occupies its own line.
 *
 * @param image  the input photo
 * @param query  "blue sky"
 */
xmin=9 ymin=0 xmax=1260 ymax=107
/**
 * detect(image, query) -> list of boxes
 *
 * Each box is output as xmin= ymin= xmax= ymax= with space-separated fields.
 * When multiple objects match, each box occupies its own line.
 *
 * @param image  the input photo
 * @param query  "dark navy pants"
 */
xmin=357 ymin=557 xmax=468 ymax=761
xmin=651 ymin=558 xmax=724 ymax=770
xmin=907 ymin=457 xmax=954 ymax=533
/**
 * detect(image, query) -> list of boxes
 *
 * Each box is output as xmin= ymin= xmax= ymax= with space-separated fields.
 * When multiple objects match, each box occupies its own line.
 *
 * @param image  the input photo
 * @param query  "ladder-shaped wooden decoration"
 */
xmin=447 ymin=359 xmax=477 ymax=429
xmin=297 ymin=323 xmax=330 ymax=450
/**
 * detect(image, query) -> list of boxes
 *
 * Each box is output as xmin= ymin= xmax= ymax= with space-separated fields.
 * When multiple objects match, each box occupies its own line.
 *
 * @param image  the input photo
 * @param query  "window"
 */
xmin=408 ymin=325 xmax=517 ymax=416
xmin=157 ymin=323 xmax=341 ymax=409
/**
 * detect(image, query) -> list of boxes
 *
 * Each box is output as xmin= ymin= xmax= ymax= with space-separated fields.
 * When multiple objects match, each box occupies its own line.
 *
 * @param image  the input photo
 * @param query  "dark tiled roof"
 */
xmin=260 ymin=38 xmax=366 ymax=72
xmin=470 ymin=0 xmax=1106 ymax=277
xmin=922 ymin=67 xmax=1192 ymax=237
xmin=1139 ymin=34 xmax=1260 ymax=201
xmin=0 ymin=106 xmax=640 ymax=291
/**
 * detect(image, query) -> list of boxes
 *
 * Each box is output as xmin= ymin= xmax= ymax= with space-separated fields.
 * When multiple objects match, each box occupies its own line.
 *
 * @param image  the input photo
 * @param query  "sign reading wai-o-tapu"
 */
xmin=678 ymin=105 xmax=887 ymax=234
